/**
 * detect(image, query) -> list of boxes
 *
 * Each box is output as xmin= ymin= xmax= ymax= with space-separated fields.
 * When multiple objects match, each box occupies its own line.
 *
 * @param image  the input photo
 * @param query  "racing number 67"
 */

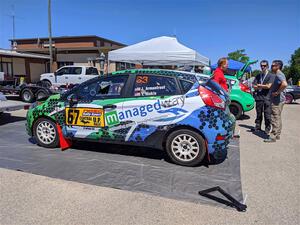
xmin=67 ymin=109 xmax=80 ymax=125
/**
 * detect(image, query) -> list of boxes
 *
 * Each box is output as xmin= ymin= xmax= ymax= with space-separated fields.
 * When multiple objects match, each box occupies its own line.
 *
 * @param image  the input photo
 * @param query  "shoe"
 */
xmin=251 ymin=127 xmax=261 ymax=132
xmin=276 ymin=136 xmax=280 ymax=140
xmin=264 ymin=138 xmax=276 ymax=143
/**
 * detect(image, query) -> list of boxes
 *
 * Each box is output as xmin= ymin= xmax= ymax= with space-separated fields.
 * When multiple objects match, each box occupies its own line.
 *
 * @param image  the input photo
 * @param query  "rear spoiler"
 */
xmin=236 ymin=60 xmax=258 ymax=80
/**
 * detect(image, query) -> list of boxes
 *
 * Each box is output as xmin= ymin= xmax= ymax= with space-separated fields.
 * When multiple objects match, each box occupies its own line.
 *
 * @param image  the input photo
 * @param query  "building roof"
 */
xmin=10 ymin=35 xmax=126 ymax=47
xmin=0 ymin=49 xmax=50 ymax=59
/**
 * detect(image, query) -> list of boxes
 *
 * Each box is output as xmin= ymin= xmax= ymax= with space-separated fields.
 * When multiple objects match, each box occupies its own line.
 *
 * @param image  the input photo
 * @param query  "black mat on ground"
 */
xmin=0 ymin=118 xmax=243 ymax=208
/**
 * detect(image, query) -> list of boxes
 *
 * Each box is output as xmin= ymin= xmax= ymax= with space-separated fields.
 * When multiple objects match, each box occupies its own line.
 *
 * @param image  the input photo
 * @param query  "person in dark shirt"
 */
xmin=252 ymin=60 xmax=275 ymax=134
xmin=211 ymin=57 xmax=228 ymax=92
xmin=264 ymin=60 xmax=287 ymax=142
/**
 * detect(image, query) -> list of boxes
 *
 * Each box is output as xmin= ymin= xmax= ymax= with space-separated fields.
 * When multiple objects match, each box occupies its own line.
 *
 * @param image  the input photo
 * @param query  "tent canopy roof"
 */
xmin=108 ymin=36 xmax=209 ymax=66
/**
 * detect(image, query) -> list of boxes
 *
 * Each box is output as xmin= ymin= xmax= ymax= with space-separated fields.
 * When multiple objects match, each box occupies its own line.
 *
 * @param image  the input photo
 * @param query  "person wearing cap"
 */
xmin=264 ymin=60 xmax=287 ymax=142
xmin=211 ymin=57 xmax=228 ymax=92
xmin=252 ymin=60 xmax=275 ymax=134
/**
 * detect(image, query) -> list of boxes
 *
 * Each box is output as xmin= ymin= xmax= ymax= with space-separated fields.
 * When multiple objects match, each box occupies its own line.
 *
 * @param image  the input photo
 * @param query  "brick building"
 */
xmin=10 ymin=35 xmax=126 ymax=73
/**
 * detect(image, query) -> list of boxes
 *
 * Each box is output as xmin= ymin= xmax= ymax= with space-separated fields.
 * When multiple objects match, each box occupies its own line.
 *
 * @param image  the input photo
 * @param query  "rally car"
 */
xmin=26 ymin=69 xmax=235 ymax=166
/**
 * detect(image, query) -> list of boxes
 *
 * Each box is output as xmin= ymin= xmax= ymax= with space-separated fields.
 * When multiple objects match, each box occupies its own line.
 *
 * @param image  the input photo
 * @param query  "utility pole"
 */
xmin=48 ymin=0 xmax=53 ymax=72
xmin=12 ymin=5 xmax=15 ymax=40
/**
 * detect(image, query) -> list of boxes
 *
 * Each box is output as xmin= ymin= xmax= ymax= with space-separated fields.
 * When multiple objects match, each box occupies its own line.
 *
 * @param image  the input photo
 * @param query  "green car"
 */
xmin=226 ymin=75 xmax=254 ymax=119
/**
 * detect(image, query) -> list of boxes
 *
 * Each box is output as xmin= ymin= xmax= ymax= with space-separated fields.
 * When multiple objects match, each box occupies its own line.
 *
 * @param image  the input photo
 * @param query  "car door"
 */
xmin=65 ymin=67 xmax=83 ymax=84
xmin=121 ymin=74 xmax=183 ymax=142
xmin=55 ymin=67 xmax=71 ymax=86
xmin=64 ymin=75 xmax=129 ymax=142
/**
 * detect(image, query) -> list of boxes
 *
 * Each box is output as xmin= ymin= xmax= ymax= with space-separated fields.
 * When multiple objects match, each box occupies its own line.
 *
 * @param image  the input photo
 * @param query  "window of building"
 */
xmin=57 ymin=62 xmax=74 ymax=68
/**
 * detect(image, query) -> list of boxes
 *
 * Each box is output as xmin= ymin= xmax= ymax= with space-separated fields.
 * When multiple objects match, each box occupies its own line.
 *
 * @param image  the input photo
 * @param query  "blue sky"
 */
xmin=0 ymin=0 xmax=299 ymax=69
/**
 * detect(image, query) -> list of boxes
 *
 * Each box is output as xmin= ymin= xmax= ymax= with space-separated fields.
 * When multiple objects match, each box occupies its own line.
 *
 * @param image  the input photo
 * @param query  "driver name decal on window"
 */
xmin=65 ymin=107 xmax=105 ymax=127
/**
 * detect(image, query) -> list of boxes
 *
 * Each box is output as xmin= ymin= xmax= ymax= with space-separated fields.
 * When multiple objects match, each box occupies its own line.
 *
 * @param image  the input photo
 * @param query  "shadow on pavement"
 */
xmin=0 ymin=113 xmax=26 ymax=126
xmin=239 ymin=124 xmax=269 ymax=139
xmin=237 ymin=114 xmax=250 ymax=121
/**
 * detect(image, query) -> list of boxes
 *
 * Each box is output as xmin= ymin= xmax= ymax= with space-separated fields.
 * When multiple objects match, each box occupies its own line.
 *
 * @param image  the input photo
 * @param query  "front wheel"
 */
xmin=229 ymin=102 xmax=243 ymax=119
xmin=33 ymin=118 xmax=59 ymax=148
xmin=166 ymin=129 xmax=206 ymax=166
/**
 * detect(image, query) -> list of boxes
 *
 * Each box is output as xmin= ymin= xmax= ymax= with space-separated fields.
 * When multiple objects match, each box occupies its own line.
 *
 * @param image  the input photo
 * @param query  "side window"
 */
xmin=133 ymin=75 xmax=179 ymax=97
xmin=56 ymin=67 xmax=70 ymax=76
xmin=76 ymin=75 xmax=128 ymax=100
xmin=69 ymin=67 xmax=82 ymax=75
xmin=86 ymin=67 xmax=99 ymax=75
xmin=179 ymin=79 xmax=194 ymax=93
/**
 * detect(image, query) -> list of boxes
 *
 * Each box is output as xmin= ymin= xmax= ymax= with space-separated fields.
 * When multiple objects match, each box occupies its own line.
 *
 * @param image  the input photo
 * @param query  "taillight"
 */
xmin=239 ymin=83 xmax=251 ymax=93
xmin=198 ymin=86 xmax=225 ymax=110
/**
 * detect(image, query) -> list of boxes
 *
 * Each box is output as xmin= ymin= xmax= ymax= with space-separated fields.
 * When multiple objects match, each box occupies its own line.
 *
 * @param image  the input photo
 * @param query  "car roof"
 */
xmin=111 ymin=68 xmax=199 ymax=79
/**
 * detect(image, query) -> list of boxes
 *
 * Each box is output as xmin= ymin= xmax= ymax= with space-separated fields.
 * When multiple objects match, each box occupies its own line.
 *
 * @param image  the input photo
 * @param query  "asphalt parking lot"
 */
xmin=0 ymin=102 xmax=299 ymax=225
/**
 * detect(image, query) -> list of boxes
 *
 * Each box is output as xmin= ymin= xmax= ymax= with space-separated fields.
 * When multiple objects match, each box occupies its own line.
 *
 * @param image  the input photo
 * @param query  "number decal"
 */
xmin=65 ymin=108 xmax=105 ymax=127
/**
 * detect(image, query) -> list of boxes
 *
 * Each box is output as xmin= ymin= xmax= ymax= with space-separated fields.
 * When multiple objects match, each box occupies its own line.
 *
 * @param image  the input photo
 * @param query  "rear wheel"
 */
xmin=33 ymin=118 xmax=59 ymax=148
xmin=35 ymin=89 xmax=49 ymax=100
xmin=166 ymin=129 xmax=206 ymax=166
xmin=229 ymin=102 xmax=243 ymax=119
xmin=285 ymin=93 xmax=293 ymax=104
xmin=20 ymin=88 xmax=35 ymax=103
xmin=41 ymin=80 xmax=52 ymax=88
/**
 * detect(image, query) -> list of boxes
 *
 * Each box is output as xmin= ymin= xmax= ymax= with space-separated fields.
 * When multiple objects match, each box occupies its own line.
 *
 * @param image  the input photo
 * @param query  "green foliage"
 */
xmin=251 ymin=69 xmax=261 ymax=77
xmin=228 ymin=49 xmax=250 ymax=63
xmin=284 ymin=47 xmax=300 ymax=84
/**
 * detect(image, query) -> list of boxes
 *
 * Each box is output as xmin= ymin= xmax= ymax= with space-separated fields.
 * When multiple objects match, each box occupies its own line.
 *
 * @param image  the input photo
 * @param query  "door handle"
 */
xmin=65 ymin=77 xmax=68 ymax=79
xmin=103 ymin=104 xmax=117 ymax=109
xmin=78 ymin=77 xmax=82 ymax=79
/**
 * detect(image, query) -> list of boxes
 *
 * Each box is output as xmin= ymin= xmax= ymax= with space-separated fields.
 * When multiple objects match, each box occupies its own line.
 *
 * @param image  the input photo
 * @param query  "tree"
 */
xmin=283 ymin=47 xmax=300 ymax=84
xmin=251 ymin=69 xmax=261 ymax=77
xmin=227 ymin=49 xmax=250 ymax=63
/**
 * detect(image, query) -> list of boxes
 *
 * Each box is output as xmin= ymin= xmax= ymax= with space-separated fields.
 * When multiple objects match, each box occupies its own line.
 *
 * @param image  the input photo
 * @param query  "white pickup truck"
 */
xmin=40 ymin=66 xmax=99 ymax=87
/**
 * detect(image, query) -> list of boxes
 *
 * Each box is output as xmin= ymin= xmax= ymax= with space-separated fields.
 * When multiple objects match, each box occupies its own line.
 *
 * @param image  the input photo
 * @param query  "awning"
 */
xmin=108 ymin=36 xmax=209 ymax=66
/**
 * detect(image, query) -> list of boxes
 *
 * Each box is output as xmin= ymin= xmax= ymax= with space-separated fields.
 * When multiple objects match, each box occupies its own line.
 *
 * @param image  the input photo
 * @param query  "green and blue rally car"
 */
xmin=26 ymin=69 xmax=235 ymax=166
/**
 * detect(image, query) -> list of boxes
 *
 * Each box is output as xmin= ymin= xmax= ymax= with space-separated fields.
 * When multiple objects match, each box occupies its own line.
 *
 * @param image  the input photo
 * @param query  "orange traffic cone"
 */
xmin=56 ymin=124 xmax=72 ymax=150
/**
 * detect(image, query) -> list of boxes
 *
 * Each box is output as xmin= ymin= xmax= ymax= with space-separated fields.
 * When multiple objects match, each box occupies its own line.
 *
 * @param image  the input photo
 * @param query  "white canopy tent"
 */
xmin=108 ymin=36 xmax=209 ymax=66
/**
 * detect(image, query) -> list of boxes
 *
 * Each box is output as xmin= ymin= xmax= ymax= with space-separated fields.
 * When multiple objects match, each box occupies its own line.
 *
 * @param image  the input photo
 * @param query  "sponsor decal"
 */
xmin=161 ymin=96 xmax=185 ymax=108
xmin=65 ymin=108 xmax=105 ymax=127
xmin=105 ymin=110 xmax=120 ymax=127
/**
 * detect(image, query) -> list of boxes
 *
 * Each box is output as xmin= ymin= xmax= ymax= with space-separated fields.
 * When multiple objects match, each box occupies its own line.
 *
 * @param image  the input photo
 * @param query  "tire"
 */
xmin=20 ymin=88 xmax=35 ymax=103
xmin=166 ymin=129 xmax=206 ymax=166
xmin=285 ymin=93 xmax=293 ymax=104
xmin=229 ymin=102 xmax=243 ymax=119
xmin=33 ymin=118 xmax=59 ymax=148
xmin=35 ymin=89 xmax=49 ymax=100
xmin=41 ymin=80 xmax=52 ymax=88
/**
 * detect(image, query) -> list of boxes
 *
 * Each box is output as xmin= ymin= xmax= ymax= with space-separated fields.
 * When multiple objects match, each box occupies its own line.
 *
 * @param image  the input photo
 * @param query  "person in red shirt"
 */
xmin=212 ymin=57 xmax=228 ymax=92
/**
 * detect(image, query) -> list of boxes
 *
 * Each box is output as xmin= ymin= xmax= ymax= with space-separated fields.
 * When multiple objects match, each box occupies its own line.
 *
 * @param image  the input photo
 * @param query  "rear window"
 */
xmin=179 ymin=79 xmax=194 ymax=93
xmin=86 ymin=67 xmax=99 ymax=75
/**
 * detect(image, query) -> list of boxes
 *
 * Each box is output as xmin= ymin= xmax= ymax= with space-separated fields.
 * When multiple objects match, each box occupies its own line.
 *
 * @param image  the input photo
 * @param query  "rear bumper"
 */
xmin=206 ymin=110 xmax=235 ymax=157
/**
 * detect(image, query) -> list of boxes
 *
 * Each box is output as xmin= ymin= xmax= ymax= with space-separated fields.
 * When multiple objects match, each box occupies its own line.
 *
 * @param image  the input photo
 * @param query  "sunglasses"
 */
xmin=271 ymin=64 xmax=278 ymax=67
xmin=260 ymin=65 xmax=267 ymax=68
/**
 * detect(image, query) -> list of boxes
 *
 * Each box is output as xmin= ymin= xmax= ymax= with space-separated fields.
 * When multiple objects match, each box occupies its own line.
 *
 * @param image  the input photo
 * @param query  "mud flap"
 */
xmin=56 ymin=124 xmax=72 ymax=150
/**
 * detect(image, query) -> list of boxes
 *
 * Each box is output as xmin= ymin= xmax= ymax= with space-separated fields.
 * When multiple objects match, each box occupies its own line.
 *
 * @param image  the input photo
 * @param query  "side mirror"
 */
xmin=67 ymin=94 xmax=78 ymax=107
